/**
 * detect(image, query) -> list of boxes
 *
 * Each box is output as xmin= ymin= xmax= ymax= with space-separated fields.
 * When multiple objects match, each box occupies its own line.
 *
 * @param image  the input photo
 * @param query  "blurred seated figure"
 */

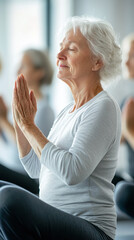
xmin=115 ymin=98 xmax=134 ymax=218
xmin=107 ymin=33 xmax=134 ymax=106
xmin=108 ymin=34 xmax=134 ymax=185
xmin=0 ymin=49 xmax=55 ymax=193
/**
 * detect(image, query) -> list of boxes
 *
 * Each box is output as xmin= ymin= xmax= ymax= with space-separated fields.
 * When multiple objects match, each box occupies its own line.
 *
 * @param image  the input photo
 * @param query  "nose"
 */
xmin=57 ymin=49 xmax=67 ymax=60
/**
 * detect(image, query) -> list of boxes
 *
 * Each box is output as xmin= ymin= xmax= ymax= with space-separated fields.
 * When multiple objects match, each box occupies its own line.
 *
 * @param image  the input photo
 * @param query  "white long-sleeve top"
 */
xmin=21 ymin=91 xmax=121 ymax=240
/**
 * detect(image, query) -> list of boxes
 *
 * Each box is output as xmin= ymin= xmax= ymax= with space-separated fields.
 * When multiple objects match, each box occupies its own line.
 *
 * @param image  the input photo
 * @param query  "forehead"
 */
xmin=60 ymin=28 xmax=88 ymax=47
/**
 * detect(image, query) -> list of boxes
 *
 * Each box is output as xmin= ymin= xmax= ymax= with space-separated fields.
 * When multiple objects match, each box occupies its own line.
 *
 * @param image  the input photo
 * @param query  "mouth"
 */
xmin=59 ymin=64 xmax=69 ymax=68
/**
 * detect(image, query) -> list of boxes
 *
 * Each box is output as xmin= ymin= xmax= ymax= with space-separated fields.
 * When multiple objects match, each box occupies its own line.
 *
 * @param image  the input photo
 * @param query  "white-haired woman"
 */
xmin=0 ymin=17 xmax=122 ymax=240
xmin=0 ymin=49 xmax=54 ymax=193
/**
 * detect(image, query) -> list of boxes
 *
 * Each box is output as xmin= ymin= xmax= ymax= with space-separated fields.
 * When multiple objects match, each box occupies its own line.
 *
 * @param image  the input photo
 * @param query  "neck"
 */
xmin=69 ymin=76 xmax=103 ymax=111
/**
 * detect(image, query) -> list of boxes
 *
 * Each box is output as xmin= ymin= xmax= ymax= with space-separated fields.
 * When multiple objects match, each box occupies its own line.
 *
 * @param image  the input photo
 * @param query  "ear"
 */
xmin=92 ymin=58 xmax=103 ymax=72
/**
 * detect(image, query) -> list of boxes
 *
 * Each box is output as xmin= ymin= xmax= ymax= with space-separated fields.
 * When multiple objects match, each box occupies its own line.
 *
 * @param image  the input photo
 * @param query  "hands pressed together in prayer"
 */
xmin=12 ymin=74 xmax=37 ymax=130
xmin=12 ymin=74 xmax=49 ymax=159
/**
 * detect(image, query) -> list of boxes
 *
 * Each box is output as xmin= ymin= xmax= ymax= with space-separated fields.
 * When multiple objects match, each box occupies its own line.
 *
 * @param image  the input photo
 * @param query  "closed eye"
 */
xmin=68 ymin=48 xmax=75 ymax=51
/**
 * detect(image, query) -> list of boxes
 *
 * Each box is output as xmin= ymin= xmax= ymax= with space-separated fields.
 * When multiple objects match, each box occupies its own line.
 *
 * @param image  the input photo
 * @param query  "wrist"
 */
xmin=21 ymin=121 xmax=36 ymax=133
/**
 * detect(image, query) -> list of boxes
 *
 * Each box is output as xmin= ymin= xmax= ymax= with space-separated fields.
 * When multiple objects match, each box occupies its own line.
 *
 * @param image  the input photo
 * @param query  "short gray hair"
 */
xmin=59 ymin=16 xmax=122 ymax=83
xmin=23 ymin=49 xmax=53 ymax=86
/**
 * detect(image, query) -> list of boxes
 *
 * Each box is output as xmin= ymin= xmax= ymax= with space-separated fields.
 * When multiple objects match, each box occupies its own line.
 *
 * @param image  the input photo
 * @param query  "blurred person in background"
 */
xmin=115 ymin=97 xmax=134 ymax=218
xmin=0 ymin=49 xmax=55 ymax=194
xmin=109 ymin=34 xmax=134 ymax=185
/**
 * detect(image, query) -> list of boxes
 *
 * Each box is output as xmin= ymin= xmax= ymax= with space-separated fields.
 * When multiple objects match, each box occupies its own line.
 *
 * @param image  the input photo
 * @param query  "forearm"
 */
xmin=0 ymin=118 xmax=16 ymax=142
xmin=15 ymin=124 xmax=32 ymax=158
xmin=21 ymin=123 xmax=49 ymax=159
xmin=124 ymin=128 xmax=134 ymax=149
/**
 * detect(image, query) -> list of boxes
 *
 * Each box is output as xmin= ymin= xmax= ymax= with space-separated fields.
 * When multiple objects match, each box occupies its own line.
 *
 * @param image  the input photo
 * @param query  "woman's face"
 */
xmin=126 ymin=41 xmax=134 ymax=79
xmin=57 ymin=29 xmax=98 ymax=86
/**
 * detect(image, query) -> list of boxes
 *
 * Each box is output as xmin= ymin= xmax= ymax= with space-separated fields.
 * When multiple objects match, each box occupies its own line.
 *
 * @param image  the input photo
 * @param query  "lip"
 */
xmin=59 ymin=64 xmax=69 ymax=68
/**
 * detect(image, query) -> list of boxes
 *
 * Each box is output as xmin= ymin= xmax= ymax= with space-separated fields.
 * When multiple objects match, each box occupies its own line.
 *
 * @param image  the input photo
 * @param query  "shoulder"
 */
xmin=84 ymin=91 xmax=120 ymax=116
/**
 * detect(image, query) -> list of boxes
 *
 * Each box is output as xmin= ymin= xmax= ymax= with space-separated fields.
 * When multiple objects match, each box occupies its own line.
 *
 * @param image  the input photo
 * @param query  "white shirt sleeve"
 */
xmin=20 ymin=148 xmax=41 ymax=178
xmin=41 ymin=99 xmax=118 ymax=185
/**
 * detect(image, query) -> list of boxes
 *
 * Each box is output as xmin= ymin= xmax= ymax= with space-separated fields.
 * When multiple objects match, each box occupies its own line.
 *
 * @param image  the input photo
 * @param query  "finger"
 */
xmin=16 ymin=74 xmax=29 ymax=102
xmin=16 ymin=74 xmax=26 ymax=101
xmin=13 ymin=81 xmax=19 ymax=104
xmin=30 ymin=90 xmax=37 ymax=110
xmin=21 ymin=74 xmax=30 ymax=100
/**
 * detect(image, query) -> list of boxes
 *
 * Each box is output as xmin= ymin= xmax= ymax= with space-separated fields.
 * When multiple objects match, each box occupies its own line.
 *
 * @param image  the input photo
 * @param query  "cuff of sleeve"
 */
xmin=20 ymin=148 xmax=34 ymax=163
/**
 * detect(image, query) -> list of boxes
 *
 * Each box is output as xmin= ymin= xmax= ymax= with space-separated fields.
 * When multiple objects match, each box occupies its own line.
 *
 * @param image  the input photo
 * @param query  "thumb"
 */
xmin=30 ymin=90 xmax=37 ymax=110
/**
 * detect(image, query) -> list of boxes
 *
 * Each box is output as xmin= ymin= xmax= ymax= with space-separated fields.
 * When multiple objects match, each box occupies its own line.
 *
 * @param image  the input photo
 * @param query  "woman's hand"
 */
xmin=12 ymin=74 xmax=37 ymax=130
xmin=0 ymin=96 xmax=8 ymax=121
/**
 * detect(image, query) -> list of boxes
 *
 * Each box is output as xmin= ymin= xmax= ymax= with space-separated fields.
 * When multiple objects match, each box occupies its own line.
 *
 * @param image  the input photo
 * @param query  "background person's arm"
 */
xmin=122 ymin=98 xmax=134 ymax=149
xmin=0 ymin=96 xmax=16 ymax=142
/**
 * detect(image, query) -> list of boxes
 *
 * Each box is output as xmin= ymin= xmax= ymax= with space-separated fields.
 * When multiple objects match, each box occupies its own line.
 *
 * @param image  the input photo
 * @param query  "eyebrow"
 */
xmin=60 ymin=41 xmax=78 ymax=46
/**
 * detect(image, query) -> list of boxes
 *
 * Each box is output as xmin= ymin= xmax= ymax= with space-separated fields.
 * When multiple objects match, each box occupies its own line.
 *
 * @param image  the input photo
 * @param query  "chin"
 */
xmin=57 ymin=73 xmax=71 ymax=84
xmin=57 ymin=72 xmax=66 ymax=80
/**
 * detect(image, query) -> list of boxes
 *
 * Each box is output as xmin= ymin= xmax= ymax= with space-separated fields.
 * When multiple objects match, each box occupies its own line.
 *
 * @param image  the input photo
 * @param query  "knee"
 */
xmin=0 ymin=186 xmax=25 ymax=223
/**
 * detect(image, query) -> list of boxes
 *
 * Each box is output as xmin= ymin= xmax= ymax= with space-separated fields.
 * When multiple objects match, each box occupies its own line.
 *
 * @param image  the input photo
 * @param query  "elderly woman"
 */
xmin=0 ymin=49 xmax=54 ymax=193
xmin=0 ymin=17 xmax=122 ymax=240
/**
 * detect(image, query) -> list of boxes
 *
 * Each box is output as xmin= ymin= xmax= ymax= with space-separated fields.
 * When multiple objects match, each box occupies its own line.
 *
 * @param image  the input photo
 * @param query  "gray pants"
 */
xmin=0 ymin=181 xmax=113 ymax=240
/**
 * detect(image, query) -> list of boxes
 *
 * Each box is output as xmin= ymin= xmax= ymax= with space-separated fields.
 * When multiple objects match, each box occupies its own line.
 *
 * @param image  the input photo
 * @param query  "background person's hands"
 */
xmin=0 ymin=96 xmax=8 ymax=121
xmin=12 ymin=74 xmax=37 ymax=130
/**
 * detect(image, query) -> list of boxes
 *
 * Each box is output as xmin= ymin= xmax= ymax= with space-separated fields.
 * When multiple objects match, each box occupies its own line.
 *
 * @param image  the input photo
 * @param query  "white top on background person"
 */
xmin=12 ymin=16 xmax=122 ymax=239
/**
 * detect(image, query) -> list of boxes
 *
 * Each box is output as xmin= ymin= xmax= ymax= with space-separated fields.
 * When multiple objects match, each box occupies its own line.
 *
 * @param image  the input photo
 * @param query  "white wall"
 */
xmin=72 ymin=0 xmax=134 ymax=42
